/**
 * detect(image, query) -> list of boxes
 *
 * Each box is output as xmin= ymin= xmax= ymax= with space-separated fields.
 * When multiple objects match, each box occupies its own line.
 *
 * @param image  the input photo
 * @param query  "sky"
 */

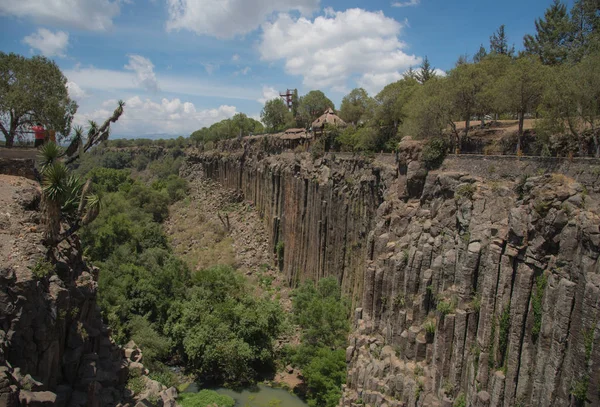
xmin=0 ymin=0 xmax=570 ymax=139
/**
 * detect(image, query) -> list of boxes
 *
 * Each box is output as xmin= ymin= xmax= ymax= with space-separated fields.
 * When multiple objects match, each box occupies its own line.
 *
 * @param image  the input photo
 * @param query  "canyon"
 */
xmin=189 ymin=137 xmax=600 ymax=407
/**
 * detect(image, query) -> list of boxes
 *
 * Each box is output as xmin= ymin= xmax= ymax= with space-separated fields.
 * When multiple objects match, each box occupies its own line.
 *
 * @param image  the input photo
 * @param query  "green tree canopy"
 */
xmin=495 ymin=56 xmax=548 ymax=152
xmin=416 ymin=56 xmax=437 ymax=84
xmin=297 ymin=90 xmax=334 ymax=129
xmin=260 ymin=98 xmax=294 ymax=132
xmin=524 ymin=0 xmax=573 ymax=65
xmin=338 ymin=88 xmax=374 ymax=125
xmin=490 ymin=25 xmax=515 ymax=56
xmin=0 ymin=52 xmax=77 ymax=147
xmin=190 ymin=114 xmax=264 ymax=144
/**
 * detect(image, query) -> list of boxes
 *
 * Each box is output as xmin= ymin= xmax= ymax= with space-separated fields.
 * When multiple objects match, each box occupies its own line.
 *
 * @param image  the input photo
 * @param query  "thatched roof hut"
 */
xmin=280 ymin=128 xmax=311 ymax=140
xmin=312 ymin=108 xmax=347 ymax=130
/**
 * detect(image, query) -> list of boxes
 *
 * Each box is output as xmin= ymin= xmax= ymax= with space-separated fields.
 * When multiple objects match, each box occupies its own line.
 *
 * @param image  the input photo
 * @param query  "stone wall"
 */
xmin=189 ymin=149 xmax=600 ymax=407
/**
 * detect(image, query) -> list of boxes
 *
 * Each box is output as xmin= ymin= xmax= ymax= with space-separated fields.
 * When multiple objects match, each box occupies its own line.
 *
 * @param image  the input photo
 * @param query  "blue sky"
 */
xmin=0 ymin=0 xmax=567 ymax=138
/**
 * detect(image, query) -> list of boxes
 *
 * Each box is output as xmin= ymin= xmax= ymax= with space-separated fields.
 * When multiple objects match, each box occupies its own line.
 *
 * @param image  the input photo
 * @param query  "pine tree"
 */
xmin=473 ymin=44 xmax=488 ymax=63
xmin=416 ymin=56 xmax=436 ymax=84
xmin=523 ymin=0 xmax=572 ymax=65
xmin=571 ymin=0 xmax=600 ymax=60
xmin=490 ymin=25 xmax=515 ymax=56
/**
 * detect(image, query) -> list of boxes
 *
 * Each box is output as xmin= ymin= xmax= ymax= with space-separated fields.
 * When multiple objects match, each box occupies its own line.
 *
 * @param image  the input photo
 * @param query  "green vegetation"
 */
xmin=437 ymin=299 xmax=455 ymax=317
xmin=190 ymin=113 xmax=264 ymax=145
xmin=421 ymin=137 xmax=449 ymax=170
xmin=78 ymin=151 xmax=283 ymax=387
xmin=30 ymin=259 xmax=54 ymax=279
xmin=453 ymin=392 xmax=467 ymax=407
xmin=288 ymin=278 xmax=350 ymax=407
xmin=0 ymin=52 xmax=77 ymax=147
xmin=178 ymin=390 xmax=235 ymax=407
xmin=498 ymin=305 xmax=511 ymax=368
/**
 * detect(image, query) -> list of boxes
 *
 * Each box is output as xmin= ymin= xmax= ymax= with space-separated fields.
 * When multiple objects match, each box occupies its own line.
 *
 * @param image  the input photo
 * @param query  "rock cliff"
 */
xmin=0 ymin=174 xmax=178 ymax=407
xmin=189 ymin=144 xmax=600 ymax=407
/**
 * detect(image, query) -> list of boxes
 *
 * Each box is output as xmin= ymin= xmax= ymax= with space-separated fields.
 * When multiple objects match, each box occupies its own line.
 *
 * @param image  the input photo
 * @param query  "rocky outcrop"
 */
xmin=0 ymin=175 xmax=150 ymax=407
xmin=189 ymin=145 xmax=600 ymax=407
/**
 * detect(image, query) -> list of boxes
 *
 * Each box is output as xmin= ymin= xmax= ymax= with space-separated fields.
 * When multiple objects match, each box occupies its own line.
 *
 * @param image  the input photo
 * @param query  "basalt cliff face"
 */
xmin=189 ymin=142 xmax=600 ymax=407
xmin=0 ymin=174 xmax=178 ymax=407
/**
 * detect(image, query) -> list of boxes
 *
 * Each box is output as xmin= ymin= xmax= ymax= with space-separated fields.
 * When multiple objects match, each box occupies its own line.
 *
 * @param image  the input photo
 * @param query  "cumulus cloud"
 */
xmin=166 ymin=0 xmax=320 ymax=38
xmin=391 ymin=0 xmax=420 ymax=7
xmin=124 ymin=54 xmax=159 ymax=92
xmin=23 ymin=28 xmax=69 ymax=57
xmin=232 ymin=54 xmax=240 ymax=62
xmin=257 ymin=86 xmax=281 ymax=104
xmin=0 ymin=0 xmax=119 ymax=31
xmin=66 ymin=81 xmax=87 ymax=100
xmin=75 ymin=96 xmax=238 ymax=137
xmin=259 ymin=8 xmax=421 ymax=93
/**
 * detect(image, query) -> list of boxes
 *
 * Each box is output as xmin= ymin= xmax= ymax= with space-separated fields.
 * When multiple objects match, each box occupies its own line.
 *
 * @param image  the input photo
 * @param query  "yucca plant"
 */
xmin=38 ymin=143 xmax=101 ymax=246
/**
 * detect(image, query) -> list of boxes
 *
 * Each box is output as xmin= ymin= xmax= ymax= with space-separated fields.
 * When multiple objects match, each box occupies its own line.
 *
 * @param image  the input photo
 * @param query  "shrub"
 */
xmin=421 ymin=137 xmax=448 ymax=170
xmin=453 ymin=392 xmax=466 ymax=407
xmin=31 ymin=259 xmax=54 ymax=279
xmin=455 ymin=183 xmax=477 ymax=200
xmin=437 ymin=299 xmax=455 ymax=317
xmin=178 ymin=390 xmax=235 ymax=407
xmin=498 ymin=305 xmax=511 ymax=367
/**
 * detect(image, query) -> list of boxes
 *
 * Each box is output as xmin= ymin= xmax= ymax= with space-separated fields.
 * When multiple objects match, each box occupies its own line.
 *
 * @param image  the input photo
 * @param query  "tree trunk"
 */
xmin=42 ymin=197 xmax=61 ymax=246
xmin=517 ymin=111 xmax=524 ymax=154
xmin=4 ymin=134 xmax=14 ymax=148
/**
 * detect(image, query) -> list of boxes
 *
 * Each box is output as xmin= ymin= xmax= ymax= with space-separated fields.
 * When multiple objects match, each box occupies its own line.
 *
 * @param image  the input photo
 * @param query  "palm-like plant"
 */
xmin=38 ymin=142 xmax=101 ymax=246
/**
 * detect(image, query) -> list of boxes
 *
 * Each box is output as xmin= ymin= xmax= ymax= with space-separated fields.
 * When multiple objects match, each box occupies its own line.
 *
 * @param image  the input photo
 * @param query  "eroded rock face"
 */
xmin=190 ymin=149 xmax=600 ymax=407
xmin=0 ymin=175 xmax=130 ymax=407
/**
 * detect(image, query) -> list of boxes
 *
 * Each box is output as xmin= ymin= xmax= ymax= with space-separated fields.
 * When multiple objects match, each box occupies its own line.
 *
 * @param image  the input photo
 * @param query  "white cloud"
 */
xmin=75 ymin=96 xmax=238 ymax=137
xmin=234 ymin=66 xmax=251 ymax=76
xmin=66 ymin=81 xmax=87 ymax=100
xmin=391 ymin=0 xmax=420 ymax=7
xmin=257 ymin=86 xmax=281 ymax=104
xmin=166 ymin=0 xmax=320 ymax=38
xmin=259 ymin=8 xmax=421 ymax=92
xmin=0 ymin=0 xmax=119 ymax=31
xmin=434 ymin=68 xmax=447 ymax=77
xmin=124 ymin=54 xmax=159 ymax=92
xmin=357 ymin=72 xmax=403 ymax=95
xmin=232 ymin=54 xmax=240 ymax=62
xmin=203 ymin=63 xmax=219 ymax=75
xmin=66 ymin=66 xmax=263 ymax=101
xmin=23 ymin=28 xmax=69 ymax=57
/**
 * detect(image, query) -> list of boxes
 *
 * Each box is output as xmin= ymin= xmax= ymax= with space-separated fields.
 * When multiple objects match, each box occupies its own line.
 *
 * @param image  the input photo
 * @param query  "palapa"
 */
xmin=311 ymin=108 xmax=347 ymax=130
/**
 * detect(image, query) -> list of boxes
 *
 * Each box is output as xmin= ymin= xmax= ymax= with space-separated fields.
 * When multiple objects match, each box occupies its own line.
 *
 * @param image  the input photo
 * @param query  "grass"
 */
xmin=499 ymin=305 xmax=511 ymax=368
xmin=455 ymin=183 xmax=477 ymax=200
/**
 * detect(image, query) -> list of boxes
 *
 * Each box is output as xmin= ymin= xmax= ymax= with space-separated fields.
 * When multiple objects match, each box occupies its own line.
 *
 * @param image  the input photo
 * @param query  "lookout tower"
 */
xmin=279 ymin=89 xmax=296 ymax=111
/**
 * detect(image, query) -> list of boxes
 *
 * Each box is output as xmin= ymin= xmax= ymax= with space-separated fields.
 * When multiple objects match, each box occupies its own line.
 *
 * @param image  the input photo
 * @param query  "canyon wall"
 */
xmin=190 ymin=145 xmax=600 ymax=407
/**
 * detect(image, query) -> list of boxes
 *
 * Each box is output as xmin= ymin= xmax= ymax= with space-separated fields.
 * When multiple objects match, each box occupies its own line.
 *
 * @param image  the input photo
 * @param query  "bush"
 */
xmin=178 ymin=390 xmax=235 ymax=407
xmin=421 ymin=137 xmax=448 ymax=170
xmin=30 ymin=259 xmax=54 ymax=279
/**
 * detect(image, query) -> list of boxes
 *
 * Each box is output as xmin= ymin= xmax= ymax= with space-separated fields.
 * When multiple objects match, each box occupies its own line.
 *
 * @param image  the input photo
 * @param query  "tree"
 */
xmin=524 ymin=0 xmax=573 ymax=65
xmin=495 ymin=56 xmax=548 ymax=152
xmin=446 ymin=62 xmax=489 ymax=146
xmin=0 ymin=52 xmax=77 ymax=147
xmin=473 ymin=44 xmax=488 ymax=63
xmin=261 ymin=98 xmax=294 ymax=132
xmin=540 ymin=52 xmax=600 ymax=156
xmin=571 ymin=0 xmax=600 ymax=60
xmin=297 ymin=90 xmax=334 ymax=129
xmin=374 ymin=77 xmax=419 ymax=149
xmin=339 ymin=88 xmax=374 ymax=125
xmin=490 ymin=25 xmax=515 ymax=56
xmin=416 ymin=56 xmax=437 ymax=84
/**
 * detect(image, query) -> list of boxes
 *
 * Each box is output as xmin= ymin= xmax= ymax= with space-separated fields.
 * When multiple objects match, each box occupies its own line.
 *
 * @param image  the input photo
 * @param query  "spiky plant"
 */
xmin=40 ymin=160 xmax=68 ymax=245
